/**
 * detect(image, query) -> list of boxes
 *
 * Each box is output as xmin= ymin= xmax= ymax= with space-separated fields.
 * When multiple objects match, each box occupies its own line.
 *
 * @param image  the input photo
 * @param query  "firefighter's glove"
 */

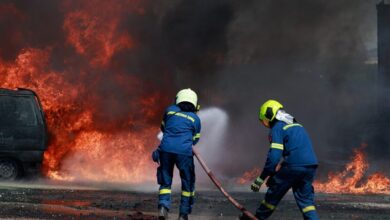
xmin=250 ymin=177 xmax=264 ymax=192
xmin=152 ymin=149 xmax=160 ymax=164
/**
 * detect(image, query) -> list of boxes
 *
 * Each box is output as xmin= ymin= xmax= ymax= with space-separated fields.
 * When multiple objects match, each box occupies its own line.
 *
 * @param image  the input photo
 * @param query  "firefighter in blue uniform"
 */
xmin=249 ymin=100 xmax=319 ymax=220
xmin=153 ymin=88 xmax=201 ymax=220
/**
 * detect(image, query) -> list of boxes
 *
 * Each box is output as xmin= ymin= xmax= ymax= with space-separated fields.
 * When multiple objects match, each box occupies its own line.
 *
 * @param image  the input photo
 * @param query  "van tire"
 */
xmin=0 ymin=159 xmax=20 ymax=180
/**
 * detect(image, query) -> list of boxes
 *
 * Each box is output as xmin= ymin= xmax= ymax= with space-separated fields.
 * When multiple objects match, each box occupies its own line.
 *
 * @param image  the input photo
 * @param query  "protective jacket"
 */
xmin=159 ymin=105 xmax=201 ymax=156
xmin=260 ymin=120 xmax=318 ymax=180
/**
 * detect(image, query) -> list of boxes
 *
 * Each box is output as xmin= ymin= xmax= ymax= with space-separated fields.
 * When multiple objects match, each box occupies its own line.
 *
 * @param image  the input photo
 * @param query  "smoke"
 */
xmin=157 ymin=0 xmax=385 ymax=181
xmin=212 ymin=0 xmax=387 ymax=179
xmin=0 ymin=0 xmax=387 ymax=183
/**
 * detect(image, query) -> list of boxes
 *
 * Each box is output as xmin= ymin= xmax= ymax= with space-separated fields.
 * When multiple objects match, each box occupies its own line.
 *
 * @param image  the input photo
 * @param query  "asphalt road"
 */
xmin=0 ymin=181 xmax=389 ymax=220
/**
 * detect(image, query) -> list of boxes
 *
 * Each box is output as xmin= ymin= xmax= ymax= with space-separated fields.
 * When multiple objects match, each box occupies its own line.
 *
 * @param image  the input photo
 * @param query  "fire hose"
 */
xmin=193 ymin=148 xmax=258 ymax=220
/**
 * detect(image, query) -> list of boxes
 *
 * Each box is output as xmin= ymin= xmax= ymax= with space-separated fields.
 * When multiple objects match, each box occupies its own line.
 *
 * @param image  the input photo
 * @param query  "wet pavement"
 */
xmin=0 ymin=182 xmax=389 ymax=219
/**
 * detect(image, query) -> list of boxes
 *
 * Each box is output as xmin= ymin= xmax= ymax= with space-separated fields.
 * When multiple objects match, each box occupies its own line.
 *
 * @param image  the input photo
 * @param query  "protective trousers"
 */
xmin=256 ymin=166 xmax=319 ymax=220
xmin=157 ymin=151 xmax=195 ymax=215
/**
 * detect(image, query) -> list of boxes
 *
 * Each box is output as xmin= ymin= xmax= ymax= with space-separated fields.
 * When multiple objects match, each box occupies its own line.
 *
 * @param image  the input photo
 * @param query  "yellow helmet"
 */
xmin=259 ymin=99 xmax=283 ymax=122
xmin=176 ymin=88 xmax=198 ymax=108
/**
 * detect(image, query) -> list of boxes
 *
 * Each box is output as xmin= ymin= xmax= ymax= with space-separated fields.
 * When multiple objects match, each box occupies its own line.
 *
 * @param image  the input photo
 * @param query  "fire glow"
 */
xmin=236 ymin=167 xmax=261 ymax=185
xmin=314 ymin=145 xmax=390 ymax=194
xmin=0 ymin=1 xmax=169 ymax=183
xmin=237 ymin=145 xmax=390 ymax=194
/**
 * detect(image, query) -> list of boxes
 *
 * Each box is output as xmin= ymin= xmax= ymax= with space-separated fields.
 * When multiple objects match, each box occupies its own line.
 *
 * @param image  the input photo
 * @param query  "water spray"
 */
xmin=195 ymin=108 xmax=257 ymax=218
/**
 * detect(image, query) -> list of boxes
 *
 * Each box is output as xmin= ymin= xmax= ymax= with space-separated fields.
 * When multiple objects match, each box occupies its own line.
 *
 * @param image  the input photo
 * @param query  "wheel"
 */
xmin=0 ymin=159 xmax=20 ymax=180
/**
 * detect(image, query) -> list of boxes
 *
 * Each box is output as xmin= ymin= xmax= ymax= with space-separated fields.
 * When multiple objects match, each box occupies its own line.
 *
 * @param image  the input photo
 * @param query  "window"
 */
xmin=0 ymin=96 xmax=38 ymax=126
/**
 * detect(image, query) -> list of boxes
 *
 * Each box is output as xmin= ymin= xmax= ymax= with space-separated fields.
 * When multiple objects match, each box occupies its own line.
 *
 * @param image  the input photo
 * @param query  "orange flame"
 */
xmin=314 ymin=145 xmax=390 ymax=194
xmin=237 ymin=145 xmax=390 ymax=194
xmin=0 ymin=0 xmax=170 ymax=184
xmin=236 ymin=167 xmax=260 ymax=185
xmin=0 ymin=47 xmax=164 ymax=183
xmin=63 ymin=2 xmax=135 ymax=67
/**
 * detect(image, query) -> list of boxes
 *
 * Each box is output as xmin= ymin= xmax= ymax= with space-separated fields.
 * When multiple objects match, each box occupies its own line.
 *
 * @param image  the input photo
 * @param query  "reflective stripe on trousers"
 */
xmin=157 ymin=151 xmax=195 ymax=215
xmin=256 ymin=166 xmax=319 ymax=220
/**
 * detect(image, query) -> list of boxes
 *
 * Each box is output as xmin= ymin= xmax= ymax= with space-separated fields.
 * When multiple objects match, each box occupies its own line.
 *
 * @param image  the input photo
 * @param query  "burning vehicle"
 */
xmin=0 ymin=88 xmax=47 ymax=180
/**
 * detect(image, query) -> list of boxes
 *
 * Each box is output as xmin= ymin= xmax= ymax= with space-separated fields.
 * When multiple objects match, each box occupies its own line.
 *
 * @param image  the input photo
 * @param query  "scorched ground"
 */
xmin=0 ymin=182 xmax=389 ymax=220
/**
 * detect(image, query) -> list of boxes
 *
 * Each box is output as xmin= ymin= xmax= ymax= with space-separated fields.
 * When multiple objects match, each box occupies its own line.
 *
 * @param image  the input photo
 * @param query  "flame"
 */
xmin=236 ymin=167 xmax=260 ymax=185
xmin=314 ymin=145 xmax=390 ymax=194
xmin=63 ymin=1 xmax=135 ymax=67
xmin=237 ymin=145 xmax=390 ymax=194
xmin=0 ymin=47 xmax=163 ymax=183
xmin=0 ymin=1 xmax=170 ymax=184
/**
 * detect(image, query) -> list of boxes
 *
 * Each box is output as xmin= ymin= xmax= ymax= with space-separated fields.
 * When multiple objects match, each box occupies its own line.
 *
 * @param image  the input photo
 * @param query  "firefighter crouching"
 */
xmin=248 ymin=100 xmax=319 ymax=220
xmin=152 ymin=88 xmax=201 ymax=220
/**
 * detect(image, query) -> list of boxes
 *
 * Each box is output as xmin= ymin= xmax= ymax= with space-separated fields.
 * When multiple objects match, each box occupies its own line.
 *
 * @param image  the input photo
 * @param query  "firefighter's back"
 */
xmin=160 ymin=105 xmax=199 ymax=156
xmin=276 ymin=121 xmax=318 ymax=167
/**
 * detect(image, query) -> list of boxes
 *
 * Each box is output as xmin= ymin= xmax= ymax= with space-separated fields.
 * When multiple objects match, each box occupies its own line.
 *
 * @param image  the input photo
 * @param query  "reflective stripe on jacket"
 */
xmin=159 ymin=105 xmax=201 ymax=156
xmin=260 ymin=120 xmax=318 ymax=180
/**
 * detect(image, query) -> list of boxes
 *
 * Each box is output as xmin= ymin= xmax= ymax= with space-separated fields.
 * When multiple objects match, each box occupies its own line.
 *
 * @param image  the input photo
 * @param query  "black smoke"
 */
xmin=211 ymin=0 xmax=387 ymax=180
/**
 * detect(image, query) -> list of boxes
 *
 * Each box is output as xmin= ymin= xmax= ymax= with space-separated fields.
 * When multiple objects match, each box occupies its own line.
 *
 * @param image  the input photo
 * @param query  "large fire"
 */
xmin=0 ymin=1 xmax=170 ymax=183
xmin=237 ymin=145 xmax=390 ymax=194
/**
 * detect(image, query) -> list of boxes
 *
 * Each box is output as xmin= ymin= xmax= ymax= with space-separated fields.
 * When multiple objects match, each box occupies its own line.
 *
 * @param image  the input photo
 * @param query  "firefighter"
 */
xmin=249 ymin=100 xmax=319 ymax=220
xmin=152 ymin=88 xmax=201 ymax=220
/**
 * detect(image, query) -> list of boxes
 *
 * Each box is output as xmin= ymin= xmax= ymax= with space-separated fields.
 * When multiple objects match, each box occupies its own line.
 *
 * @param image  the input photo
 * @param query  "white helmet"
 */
xmin=176 ymin=88 xmax=198 ymax=108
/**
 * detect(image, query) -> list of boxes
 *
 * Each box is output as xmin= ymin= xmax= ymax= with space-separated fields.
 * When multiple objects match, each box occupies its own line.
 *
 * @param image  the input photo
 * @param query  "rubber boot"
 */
xmin=178 ymin=213 xmax=188 ymax=220
xmin=158 ymin=206 xmax=168 ymax=220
